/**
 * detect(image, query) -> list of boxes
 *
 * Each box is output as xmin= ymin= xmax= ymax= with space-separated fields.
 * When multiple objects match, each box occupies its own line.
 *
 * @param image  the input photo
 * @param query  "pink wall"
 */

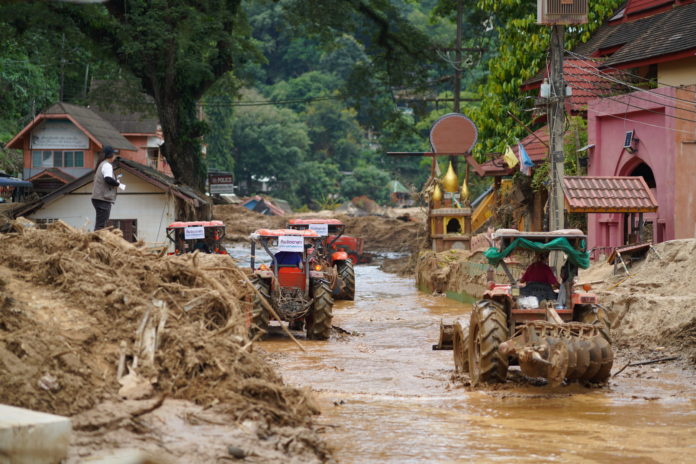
xmin=586 ymin=86 xmax=688 ymax=250
xmin=121 ymin=134 xmax=172 ymax=176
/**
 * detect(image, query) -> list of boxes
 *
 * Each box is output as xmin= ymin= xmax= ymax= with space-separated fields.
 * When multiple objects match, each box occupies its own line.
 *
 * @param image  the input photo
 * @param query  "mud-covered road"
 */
xmin=258 ymin=264 xmax=696 ymax=464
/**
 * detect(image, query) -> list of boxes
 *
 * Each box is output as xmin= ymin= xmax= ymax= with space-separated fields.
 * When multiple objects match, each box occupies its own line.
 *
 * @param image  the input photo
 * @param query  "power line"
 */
xmin=565 ymin=49 xmax=696 ymax=98
xmin=583 ymin=105 xmax=695 ymax=135
xmin=576 ymin=85 xmax=696 ymax=125
xmin=563 ymin=61 xmax=696 ymax=117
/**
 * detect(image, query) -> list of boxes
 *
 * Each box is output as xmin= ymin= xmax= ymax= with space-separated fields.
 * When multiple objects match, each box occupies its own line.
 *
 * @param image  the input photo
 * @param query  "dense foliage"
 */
xmin=0 ymin=0 xmax=622 ymax=209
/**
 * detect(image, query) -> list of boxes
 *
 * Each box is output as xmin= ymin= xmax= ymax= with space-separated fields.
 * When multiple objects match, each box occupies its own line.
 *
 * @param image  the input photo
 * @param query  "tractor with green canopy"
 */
xmin=446 ymin=229 xmax=613 ymax=387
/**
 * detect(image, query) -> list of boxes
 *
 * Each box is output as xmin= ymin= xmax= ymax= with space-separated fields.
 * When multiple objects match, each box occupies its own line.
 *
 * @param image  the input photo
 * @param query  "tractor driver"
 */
xmin=519 ymin=252 xmax=559 ymax=301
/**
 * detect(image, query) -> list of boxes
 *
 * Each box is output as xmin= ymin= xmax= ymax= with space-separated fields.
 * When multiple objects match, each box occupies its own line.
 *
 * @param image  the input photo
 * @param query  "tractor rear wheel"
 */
xmin=336 ymin=260 xmax=355 ymax=300
xmin=468 ymin=299 xmax=509 ymax=385
xmin=452 ymin=320 xmax=469 ymax=373
xmin=307 ymin=282 xmax=333 ymax=340
xmin=250 ymin=275 xmax=271 ymax=336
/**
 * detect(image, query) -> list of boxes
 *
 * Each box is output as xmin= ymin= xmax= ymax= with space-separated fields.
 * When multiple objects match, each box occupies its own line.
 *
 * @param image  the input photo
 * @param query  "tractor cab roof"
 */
xmin=287 ymin=218 xmax=345 ymax=226
xmin=167 ymin=220 xmax=225 ymax=229
xmin=251 ymin=228 xmax=320 ymax=239
xmin=486 ymin=229 xmax=590 ymax=269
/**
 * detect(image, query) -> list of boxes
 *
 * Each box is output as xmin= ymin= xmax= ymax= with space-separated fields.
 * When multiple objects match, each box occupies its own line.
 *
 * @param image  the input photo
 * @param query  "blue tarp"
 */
xmin=0 ymin=177 xmax=32 ymax=188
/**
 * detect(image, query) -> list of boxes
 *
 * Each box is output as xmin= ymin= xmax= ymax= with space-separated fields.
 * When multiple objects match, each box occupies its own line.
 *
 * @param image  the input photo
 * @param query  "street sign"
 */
xmin=208 ymin=172 xmax=234 ymax=194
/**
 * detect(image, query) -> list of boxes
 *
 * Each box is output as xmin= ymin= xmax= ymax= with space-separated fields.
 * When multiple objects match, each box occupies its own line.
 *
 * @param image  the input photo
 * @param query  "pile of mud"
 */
xmin=582 ymin=239 xmax=696 ymax=363
xmin=0 ymin=221 xmax=322 ymax=427
xmin=213 ymin=204 xmax=426 ymax=255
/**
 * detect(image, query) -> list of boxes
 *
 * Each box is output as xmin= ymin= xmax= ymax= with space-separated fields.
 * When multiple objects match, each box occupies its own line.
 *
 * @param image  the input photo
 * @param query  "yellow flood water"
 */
xmin=259 ymin=265 xmax=696 ymax=464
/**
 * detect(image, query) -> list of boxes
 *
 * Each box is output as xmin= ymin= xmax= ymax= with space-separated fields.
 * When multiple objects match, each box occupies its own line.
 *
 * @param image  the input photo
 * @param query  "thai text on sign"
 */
xmin=184 ymin=226 xmax=205 ymax=240
xmin=277 ymin=235 xmax=304 ymax=252
xmin=308 ymin=223 xmax=328 ymax=236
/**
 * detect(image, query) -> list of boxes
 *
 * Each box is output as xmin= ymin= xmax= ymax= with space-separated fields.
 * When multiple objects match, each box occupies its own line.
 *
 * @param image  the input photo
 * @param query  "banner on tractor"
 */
xmin=184 ymin=226 xmax=205 ymax=240
xmin=308 ymin=223 xmax=328 ymax=236
xmin=278 ymin=235 xmax=304 ymax=252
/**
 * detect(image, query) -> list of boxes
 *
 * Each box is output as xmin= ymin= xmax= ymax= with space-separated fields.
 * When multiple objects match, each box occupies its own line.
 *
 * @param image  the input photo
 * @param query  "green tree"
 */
xmin=204 ymin=94 xmax=236 ymax=173
xmin=340 ymin=165 xmax=391 ymax=204
xmin=231 ymin=90 xmax=310 ymax=194
xmin=468 ymin=0 xmax=623 ymax=159
xmin=289 ymin=160 xmax=341 ymax=209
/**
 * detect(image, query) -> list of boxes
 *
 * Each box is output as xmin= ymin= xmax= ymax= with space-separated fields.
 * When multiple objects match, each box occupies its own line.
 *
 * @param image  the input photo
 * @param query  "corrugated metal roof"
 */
xmin=563 ymin=176 xmax=658 ymax=212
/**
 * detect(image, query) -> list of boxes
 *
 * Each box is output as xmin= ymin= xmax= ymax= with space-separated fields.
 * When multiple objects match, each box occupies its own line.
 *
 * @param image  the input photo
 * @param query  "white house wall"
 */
xmin=29 ymin=169 xmax=177 ymax=246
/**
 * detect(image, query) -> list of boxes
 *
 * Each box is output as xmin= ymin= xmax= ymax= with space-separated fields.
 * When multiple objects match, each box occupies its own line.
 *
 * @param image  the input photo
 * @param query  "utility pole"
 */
xmin=450 ymin=0 xmax=464 ymax=175
xmin=548 ymin=25 xmax=565 ymax=232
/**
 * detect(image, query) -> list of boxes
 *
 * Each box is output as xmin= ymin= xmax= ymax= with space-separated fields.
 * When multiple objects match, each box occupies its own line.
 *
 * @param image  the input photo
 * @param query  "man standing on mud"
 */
xmin=91 ymin=146 xmax=125 ymax=231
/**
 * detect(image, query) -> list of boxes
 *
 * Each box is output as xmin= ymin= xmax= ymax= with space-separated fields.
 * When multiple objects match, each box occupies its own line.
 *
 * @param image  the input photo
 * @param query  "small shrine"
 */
xmin=388 ymin=112 xmax=482 ymax=252
xmin=430 ymin=160 xmax=472 ymax=251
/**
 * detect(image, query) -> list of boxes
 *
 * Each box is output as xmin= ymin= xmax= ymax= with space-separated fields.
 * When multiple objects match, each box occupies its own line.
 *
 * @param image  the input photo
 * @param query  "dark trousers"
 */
xmin=92 ymin=199 xmax=112 ymax=231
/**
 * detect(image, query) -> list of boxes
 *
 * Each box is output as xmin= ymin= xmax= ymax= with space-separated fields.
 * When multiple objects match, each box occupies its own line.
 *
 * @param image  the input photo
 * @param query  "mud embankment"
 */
xmin=213 ymin=204 xmax=426 ymax=274
xmin=0 ymin=220 xmax=330 ymax=462
xmin=415 ymin=239 xmax=696 ymax=364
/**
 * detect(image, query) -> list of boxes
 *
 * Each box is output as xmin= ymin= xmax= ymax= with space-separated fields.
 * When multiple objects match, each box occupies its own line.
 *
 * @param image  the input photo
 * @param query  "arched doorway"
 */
xmin=622 ymin=160 xmax=660 ymax=243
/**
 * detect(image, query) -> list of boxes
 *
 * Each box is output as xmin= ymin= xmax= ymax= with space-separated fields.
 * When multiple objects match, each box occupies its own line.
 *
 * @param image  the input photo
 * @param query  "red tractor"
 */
xmin=249 ymin=228 xmax=334 ymax=340
xmin=287 ymin=218 xmax=356 ymax=300
xmin=445 ymin=229 xmax=613 ymax=386
xmin=166 ymin=221 xmax=227 ymax=255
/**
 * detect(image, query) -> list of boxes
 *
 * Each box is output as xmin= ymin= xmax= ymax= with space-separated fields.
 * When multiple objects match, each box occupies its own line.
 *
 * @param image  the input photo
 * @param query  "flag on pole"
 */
xmin=503 ymin=145 xmax=518 ymax=168
xmin=518 ymin=142 xmax=534 ymax=176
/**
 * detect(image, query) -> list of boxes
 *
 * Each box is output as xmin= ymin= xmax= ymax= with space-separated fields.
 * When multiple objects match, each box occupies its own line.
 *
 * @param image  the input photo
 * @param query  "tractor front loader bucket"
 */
xmin=499 ymin=321 xmax=613 ymax=386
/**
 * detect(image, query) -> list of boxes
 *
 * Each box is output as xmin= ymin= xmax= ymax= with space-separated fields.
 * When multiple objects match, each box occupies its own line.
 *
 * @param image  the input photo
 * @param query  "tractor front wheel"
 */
xmin=307 ymin=282 xmax=333 ymax=340
xmin=468 ymin=299 xmax=509 ymax=385
xmin=576 ymin=304 xmax=612 ymax=343
xmin=452 ymin=320 xmax=469 ymax=373
xmin=336 ymin=260 xmax=355 ymax=301
xmin=250 ymin=275 xmax=271 ymax=336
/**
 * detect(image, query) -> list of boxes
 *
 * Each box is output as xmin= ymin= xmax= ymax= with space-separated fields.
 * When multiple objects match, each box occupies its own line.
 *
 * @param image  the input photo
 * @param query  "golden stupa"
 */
xmin=432 ymin=183 xmax=443 ymax=202
xmin=442 ymin=161 xmax=459 ymax=193
xmin=460 ymin=179 xmax=469 ymax=203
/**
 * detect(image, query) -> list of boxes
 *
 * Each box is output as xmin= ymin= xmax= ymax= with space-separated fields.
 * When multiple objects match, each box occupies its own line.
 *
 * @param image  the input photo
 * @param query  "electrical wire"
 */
xmin=563 ymin=59 xmax=696 ymax=116
xmin=565 ymin=49 xmax=696 ymax=99
xmin=574 ymin=84 xmax=696 ymax=125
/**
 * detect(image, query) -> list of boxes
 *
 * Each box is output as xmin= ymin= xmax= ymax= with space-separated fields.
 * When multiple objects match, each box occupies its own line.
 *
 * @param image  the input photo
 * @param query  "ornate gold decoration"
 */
xmin=443 ymin=161 xmax=458 ymax=192
xmin=460 ymin=179 xmax=469 ymax=203
xmin=432 ymin=183 xmax=443 ymax=202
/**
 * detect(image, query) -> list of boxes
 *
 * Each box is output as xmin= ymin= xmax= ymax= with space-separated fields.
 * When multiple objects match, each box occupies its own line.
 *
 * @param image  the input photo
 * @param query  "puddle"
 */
xmin=256 ymin=262 xmax=696 ymax=463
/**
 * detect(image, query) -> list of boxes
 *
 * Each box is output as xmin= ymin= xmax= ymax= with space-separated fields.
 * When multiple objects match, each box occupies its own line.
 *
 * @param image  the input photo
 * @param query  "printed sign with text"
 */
xmin=277 ymin=235 xmax=305 ymax=252
xmin=184 ymin=226 xmax=205 ymax=240
xmin=308 ymin=223 xmax=329 ymax=236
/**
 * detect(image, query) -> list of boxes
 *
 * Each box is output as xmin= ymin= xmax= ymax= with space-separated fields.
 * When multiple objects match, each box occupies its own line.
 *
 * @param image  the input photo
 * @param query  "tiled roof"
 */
xmin=478 ymin=126 xmax=549 ymax=176
xmin=563 ymin=176 xmax=658 ymax=213
xmin=44 ymin=103 xmax=137 ymax=151
xmin=522 ymin=59 xmax=617 ymax=112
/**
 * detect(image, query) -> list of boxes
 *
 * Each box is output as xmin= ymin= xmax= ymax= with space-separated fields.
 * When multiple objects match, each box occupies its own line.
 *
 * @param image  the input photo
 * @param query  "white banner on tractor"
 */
xmin=277 ymin=235 xmax=304 ymax=252
xmin=308 ymin=223 xmax=328 ymax=236
xmin=184 ymin=226 xmax=205 ymax=240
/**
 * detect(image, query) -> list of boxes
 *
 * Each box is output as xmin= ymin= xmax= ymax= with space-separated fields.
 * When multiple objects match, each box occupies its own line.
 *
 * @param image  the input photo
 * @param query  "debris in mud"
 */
xmin=0 ymin=220 xmax=331 ymax=462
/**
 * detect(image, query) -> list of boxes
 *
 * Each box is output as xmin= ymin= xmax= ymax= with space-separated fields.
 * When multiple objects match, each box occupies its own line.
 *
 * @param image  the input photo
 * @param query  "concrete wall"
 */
xmin=28 ymin=168 xmax=177 ymax=246
xmin=673 ymin=86 xmax=696 ymax=239
xmin=658 ymin=57 xmax=696 ymax=87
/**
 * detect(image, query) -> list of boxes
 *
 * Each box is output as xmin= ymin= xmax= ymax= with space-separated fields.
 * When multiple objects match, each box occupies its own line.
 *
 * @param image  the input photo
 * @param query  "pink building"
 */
xmin=586 ymin=86 xmax=696 ymax=249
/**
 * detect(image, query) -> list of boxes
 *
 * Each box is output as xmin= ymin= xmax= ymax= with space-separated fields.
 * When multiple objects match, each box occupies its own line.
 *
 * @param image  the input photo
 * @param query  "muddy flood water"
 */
xmin=255 ymin=263 xmax=696 ymax=464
